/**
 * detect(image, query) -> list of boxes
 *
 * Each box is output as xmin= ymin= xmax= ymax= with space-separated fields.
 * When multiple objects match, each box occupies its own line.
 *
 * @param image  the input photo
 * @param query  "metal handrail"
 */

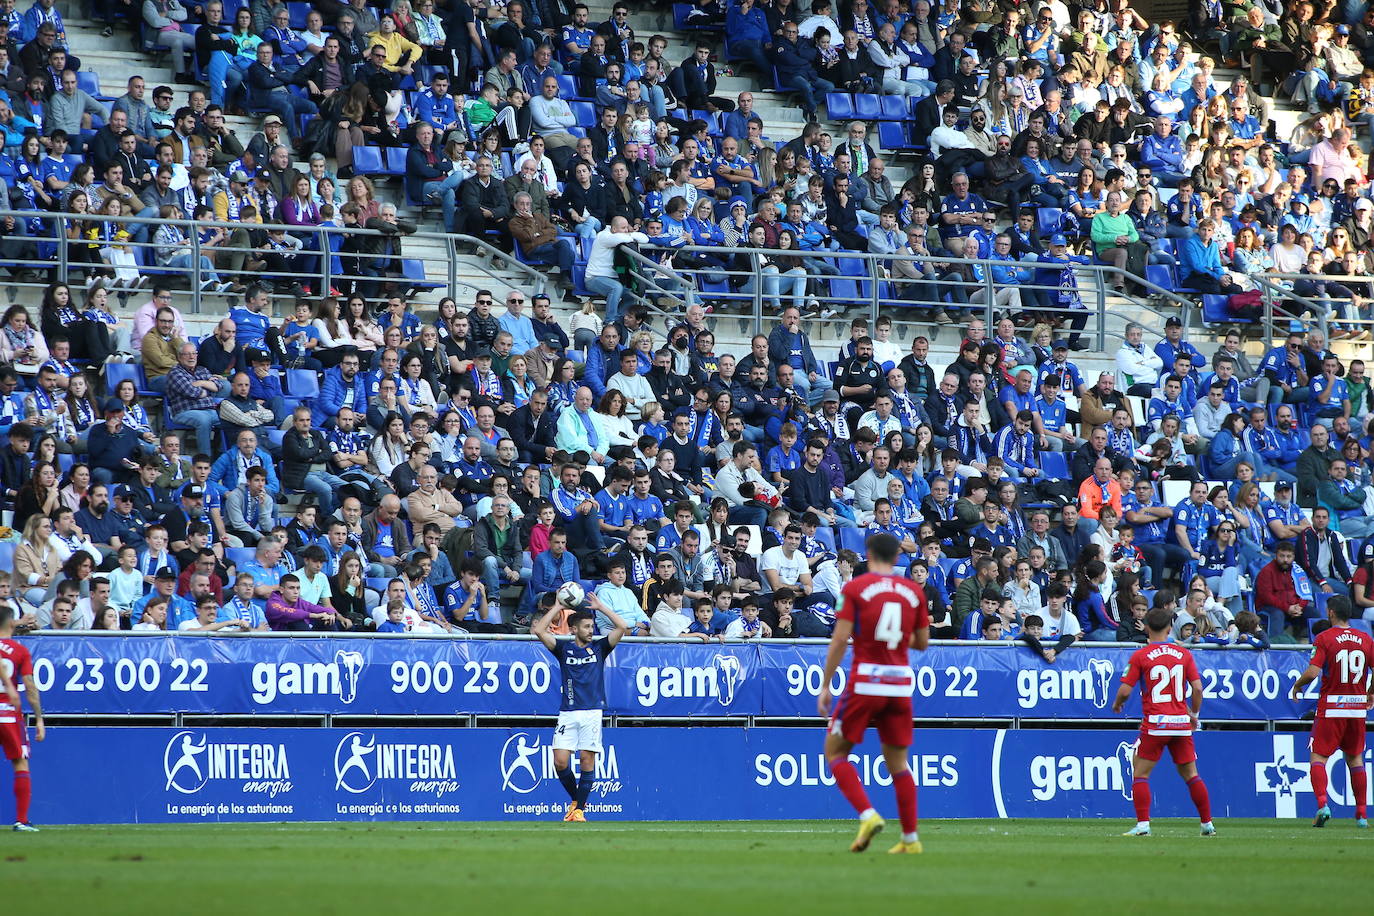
xmin=615 ymin=241 xmax=1198 ymax=350
xmin=0 ymin=209 xmax=550 ymax=312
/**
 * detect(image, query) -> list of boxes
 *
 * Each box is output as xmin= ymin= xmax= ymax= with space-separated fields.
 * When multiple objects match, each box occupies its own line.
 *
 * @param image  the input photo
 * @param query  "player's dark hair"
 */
xmin=1145 ymin=607 xmax=1173 ymax=633
xmin=866 ymin=532 xmax=900 ymax=564
xmin=0 ymin=605 xmax=12 ymax=627
xmin=568 ymin=610 xmax=594 ymax=626
xmin=1327 ymin=594 xmax=1352 ymax=623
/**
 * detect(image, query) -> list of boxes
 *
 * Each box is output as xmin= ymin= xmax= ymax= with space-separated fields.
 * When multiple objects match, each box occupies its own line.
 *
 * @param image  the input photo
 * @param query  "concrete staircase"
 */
xmin=26 ymin=6 xmax=1370 ymax=386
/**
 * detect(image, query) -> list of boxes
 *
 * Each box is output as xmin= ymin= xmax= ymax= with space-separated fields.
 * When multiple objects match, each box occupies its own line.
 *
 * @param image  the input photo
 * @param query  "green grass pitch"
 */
xmin=1 ymin=819 xmax=1364 ymax=914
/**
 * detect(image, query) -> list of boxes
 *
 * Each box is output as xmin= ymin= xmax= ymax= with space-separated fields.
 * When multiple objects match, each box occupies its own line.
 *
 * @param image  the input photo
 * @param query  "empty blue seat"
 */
xmin=556 ymin=73 xmax=580 ymax=99
xmin=1202 ymin=294 xmax=1237 ymax=323
xmin=76 ymin=71 xmax=105 ymax=99
xmin=825 ymin=92 xmax=854 ymax=120
xmin=838 ymin=527 xmax=867 ymax=556
xmin=1036 ymin=207 xmax=1063 ymax=236
xmin=1040 ymin=451 xmax=1069 ymax=480
xmin=352 ymin=146 xmax=384 ymax=176
xmin=384 ymin=147 xmax=408 ymax=175
xmin=879 ymin=94 xmax=907 ymax=120
xmin=877 ymin=120 xmax=908 ymax=152
xmin=1145 ymin=264 xmax=1176 ymax=292
xmin=284 ymin=369 xmax=320 ymax=400
xmin=854 ymin=93 xmax=881 ymax=120
xmin=570 ymin=100 xmax=597 ymax=127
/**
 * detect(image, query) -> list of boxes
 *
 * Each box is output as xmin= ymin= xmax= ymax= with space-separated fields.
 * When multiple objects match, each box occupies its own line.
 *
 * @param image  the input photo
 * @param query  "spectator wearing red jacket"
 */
xmin=1254 ymin=543 xmax=1313 ymax=640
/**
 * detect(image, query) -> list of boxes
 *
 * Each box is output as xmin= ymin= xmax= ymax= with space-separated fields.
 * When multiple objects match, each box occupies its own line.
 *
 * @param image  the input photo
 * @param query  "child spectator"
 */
xmin=687 ymin=598 xmax=724 ymax=641
xmin=376 ymin=598 xmax=409 ymax=633
xmin=725 ymin=595 xmax=772 ymax=639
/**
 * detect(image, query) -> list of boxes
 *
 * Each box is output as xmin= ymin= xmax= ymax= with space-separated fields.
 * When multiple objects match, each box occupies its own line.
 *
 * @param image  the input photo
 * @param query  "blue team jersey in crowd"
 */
xmin=549 ymin=636 xmax=614 ymax=711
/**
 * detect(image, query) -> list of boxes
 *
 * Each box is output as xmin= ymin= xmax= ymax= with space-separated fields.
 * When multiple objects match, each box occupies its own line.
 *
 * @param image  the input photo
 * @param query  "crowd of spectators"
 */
xmin=0 ymin=0 xmax=1373 ymax=648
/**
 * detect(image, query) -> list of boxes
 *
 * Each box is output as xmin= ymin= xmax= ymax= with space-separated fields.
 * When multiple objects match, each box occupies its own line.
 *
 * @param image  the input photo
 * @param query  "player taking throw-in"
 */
xmin=1112 ymin=607 xmax=1215 ymax=837
xmin=1290 ymin=595 xmax=1373 ymax=828
xmin=531 ymin=587 xmax=629 ymax=823
xmin=818 ymin=533 xmax=930 ymax=855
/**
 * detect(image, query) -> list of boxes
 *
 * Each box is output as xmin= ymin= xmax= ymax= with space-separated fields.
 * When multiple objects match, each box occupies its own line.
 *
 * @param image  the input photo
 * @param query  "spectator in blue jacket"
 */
xmin=313 ymin=350 xmax=369 ymax=428
xmin=726 ymin=0 xmax=773 ymax=83
xmin=1178 ymin=219 xmax=1242 ymax=296
xmin=583 ymin=324 xmax=623 ymax=401
xmin=1138 ymin=116 xmax=1185 ymax=186
xmin=209 ymin=428 xmax=281 ymax=495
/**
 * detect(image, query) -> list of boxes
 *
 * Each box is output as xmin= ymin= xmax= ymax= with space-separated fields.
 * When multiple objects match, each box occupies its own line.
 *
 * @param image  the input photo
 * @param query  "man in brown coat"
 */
xmin=507 ymin=191 xmax=578 ymax=300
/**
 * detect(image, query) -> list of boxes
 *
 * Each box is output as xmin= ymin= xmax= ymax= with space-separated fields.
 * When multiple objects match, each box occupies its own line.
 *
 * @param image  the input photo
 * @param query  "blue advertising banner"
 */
xmin=15 ymin=635 xmax=1353 ymax=722
xmin=6 ymin=727 xmax=1367 ymax=825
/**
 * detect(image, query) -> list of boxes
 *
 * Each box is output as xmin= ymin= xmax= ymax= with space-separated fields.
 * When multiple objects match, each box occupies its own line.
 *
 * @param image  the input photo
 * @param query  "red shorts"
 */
xmin=828 ymin=691 xmax=913 ymax=748
xmin=1311 ymin=717 xmax=1367 ymax=759
xmin=0 ymin=721 xmax=27 ymax=763
xmin=1135 ymin=732 xmax=1197 ymax=764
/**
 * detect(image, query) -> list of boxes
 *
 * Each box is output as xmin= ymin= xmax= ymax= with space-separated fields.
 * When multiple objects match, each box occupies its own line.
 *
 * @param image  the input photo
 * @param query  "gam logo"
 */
xmin=1029 ymin=741 xmax=1136 ymax=801
xmin=1016 ymin=658 xmax=1115 ymax=710
xmin=634 ymin=654 xmax=746 ymax=707
xmin=250 ymin=650 xmax=365 ymax=704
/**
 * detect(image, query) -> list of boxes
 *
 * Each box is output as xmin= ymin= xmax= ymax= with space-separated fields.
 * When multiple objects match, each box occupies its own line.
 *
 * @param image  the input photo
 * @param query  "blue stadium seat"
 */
xmin=570 ymin=101 xmax=597 ymax=127
xmin=1036 ymin=207 xmax=1063 ymax=237
xmin=879 ymin=95 xmax=907 ymax=120
xmin=825 ymin=92 xmax=854 ymax=120
xmin=1202 ymin=294 xmax=1238 ymax=323
xmin=384 ymin=147 xmax=408 ymax=175
xmin=1145 ymin=264 xmax=1176 ymax=292
xmin=352 ymin=146 xmax=384 ymax=176
xmin=1040 ymin=451 xmax=1069 ymax=480
xmin=225 ymin=547 xmax=256 ymax=570
xmin=556 ymin=74 xmax=581 ymax=99
xmin=837 ymin=527 xmax=867 ymax=557
xmin=284 ymin=369 xmax=320 ymax=401
xmin=876 ymin=120 xmax=909 ymax=153
xmin=286 ymin=1 xmax=309 ymax=27
xmin=853 ymin=93 xmax=881 ymax=120
xmin=76 ymin=71 xmax=110 ymax=100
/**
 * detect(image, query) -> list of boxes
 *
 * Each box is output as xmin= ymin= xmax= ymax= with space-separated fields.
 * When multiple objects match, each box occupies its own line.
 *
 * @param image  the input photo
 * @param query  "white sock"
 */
xmin=902 ymin=831 xmax=918 ymax=843
xmin=859 ymin=808 xmax=878 ymax=821
xmin=1201 ymin=821 xmax=1213 ymax=829
xmin=1137 ymin=821 xmax=1150 ymax=829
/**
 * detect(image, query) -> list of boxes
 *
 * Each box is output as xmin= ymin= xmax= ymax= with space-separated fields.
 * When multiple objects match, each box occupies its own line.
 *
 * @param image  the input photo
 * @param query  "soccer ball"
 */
xmin=556 ymin=582 xmax=585 ymax=610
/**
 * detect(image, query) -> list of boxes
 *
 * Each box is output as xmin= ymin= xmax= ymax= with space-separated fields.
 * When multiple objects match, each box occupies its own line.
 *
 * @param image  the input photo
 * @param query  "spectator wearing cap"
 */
xmin=105 ymin=484 xmax=149 ymax=552
xmin=140 ymin=306 xmax=186 ymax=394
xmin=133 ymin=567 xmax=197 ymax=629
xmin=86 ymin=400 xmax=144 ymax=486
